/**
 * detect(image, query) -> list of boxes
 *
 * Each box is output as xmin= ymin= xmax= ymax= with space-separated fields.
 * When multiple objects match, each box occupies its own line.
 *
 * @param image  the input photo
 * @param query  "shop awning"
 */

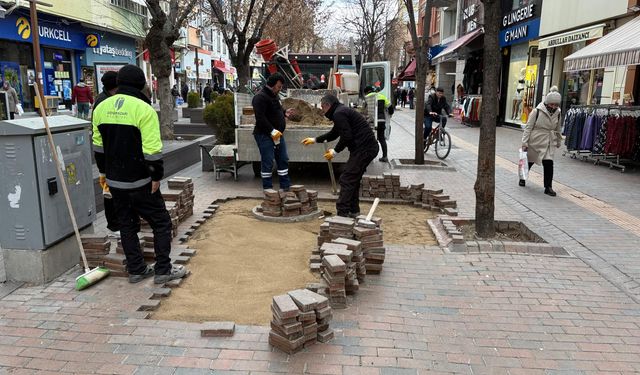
xmin=214 ymin=66 xmax=231 ymax=73
xmin=398 ymin=59 xmax=416 ymax=81
xmin=432 ymin=28 xmax=483 ymax=65
xmin=564 ymin=16 xmax=640 ymax=72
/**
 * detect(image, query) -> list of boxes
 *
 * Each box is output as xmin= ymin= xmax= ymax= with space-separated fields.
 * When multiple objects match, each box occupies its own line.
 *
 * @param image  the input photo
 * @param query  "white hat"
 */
xmin=545 ymin=86 xmax=562 ymax=105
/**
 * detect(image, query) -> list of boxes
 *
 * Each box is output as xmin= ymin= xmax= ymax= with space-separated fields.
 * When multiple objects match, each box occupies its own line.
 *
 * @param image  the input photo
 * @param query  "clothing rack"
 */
xmin=562 ymin=104 xmax=640 ymax=172
xmin=461 ymin=95 xmax=482 ymax=127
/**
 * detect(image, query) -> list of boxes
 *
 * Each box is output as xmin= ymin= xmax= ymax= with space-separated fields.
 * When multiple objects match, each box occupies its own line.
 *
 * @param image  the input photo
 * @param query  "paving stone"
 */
xmin=201 ymin=321 xmax=235 ymax=337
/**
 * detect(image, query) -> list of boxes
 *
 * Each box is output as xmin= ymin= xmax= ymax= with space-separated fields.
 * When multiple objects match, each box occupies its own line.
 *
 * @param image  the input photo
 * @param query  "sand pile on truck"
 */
xmin=282 ymin=98 xmax=333 ymax=126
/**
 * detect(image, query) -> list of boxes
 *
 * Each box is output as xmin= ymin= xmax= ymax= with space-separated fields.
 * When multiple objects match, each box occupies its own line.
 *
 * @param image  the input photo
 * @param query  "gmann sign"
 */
xmin=499 ymin=3 xmax=540 ymax=48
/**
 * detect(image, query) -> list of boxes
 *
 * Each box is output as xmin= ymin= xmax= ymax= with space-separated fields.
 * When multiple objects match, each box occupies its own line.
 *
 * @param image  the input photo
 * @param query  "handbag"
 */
xmin=15 ymin=103 xmax=24 ymax=116
xmin=518 ymin=148 xmax=529 ymax=181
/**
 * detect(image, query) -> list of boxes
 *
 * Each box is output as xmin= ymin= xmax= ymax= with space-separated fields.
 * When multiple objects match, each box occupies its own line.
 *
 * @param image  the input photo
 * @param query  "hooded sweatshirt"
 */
xmin=72 ymin=82 xmax=94 ymax=104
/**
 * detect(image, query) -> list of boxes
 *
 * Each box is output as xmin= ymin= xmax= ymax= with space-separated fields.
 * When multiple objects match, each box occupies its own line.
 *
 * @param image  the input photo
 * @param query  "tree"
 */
xmin=342 ymin=0 xmax=399 ymax=62
xmin=262 ymin=0 xmax=328 ymax=52
xmin=474 ymin=0 xmax=501 ymax=237
xmin=145 ymin=0 xmax=198 ymax=139
xmin=207 ymin=0 xmax=285 ymax=89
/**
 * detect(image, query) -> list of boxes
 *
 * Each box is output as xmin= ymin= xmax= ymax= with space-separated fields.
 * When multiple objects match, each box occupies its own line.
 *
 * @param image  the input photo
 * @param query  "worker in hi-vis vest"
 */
xmin=92 ymin=64 xmax=187 ymax=285
xmin=364 ymin=86 xmax=393 ymax=162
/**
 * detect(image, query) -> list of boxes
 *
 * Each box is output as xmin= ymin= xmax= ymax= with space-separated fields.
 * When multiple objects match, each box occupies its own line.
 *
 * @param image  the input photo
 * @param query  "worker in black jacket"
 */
xmin=424 ymin=87 xmax=452 ymax=141
xmin=301 ymin=94 xmax=379 ymax=217
xmin=252 ymin=73 xmax=295 ymax=190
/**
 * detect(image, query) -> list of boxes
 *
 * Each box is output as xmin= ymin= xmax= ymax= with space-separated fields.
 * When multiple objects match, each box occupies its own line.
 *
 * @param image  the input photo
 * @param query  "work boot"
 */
xmin=128 ymin=265 xmax=154 ymax=283
xmin=519 ymin=179 xmax=526 ymax=187
xmin=379 ymin=157 xmax=389 ymax=162
xmin=154 ymin=265 xmax=187 ymax=284
xmin=544 ymin=187 xmax=557 ymax=197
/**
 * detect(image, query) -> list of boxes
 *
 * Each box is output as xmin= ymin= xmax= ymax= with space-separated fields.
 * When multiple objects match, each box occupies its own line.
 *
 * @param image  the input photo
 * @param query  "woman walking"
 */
xmin=519 ymin=86 xmax=562 ymax=196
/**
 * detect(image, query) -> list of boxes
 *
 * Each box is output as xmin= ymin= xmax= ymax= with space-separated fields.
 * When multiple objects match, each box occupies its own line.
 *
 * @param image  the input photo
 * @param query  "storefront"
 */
xmin=184 ymin=48 xmax=212 ymax=93
xmin=538 ymin=23 xmax=606 ymax=114
xmin=83 ymin=31 xmax=137 ymax=94
xmin=499 ymin=0 xmax=541 ymax=127
xmin=0 ymin=11 xmax=92 ymax=111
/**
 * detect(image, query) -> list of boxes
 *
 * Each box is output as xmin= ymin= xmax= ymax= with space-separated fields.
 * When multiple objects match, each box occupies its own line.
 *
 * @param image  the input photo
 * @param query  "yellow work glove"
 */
xmin=301 ymin=137 xmax=316 ymax=146
xmin=270 ymin=129 xmax=282 ymax=142
xmin=324 ymin=148 xmax=336 ymax=161
xmin=99 ymin=174 xmax=112 ymax=199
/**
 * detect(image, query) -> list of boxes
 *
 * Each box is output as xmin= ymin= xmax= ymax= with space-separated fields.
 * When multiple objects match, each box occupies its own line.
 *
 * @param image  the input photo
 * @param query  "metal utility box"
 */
xmin=0 ymin=116 xmax=95 ymax=250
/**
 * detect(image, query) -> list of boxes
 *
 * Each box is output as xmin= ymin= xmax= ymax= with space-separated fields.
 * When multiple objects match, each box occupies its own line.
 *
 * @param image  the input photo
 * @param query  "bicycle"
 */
xmin=423 ymin=114 xmax=452 ymax=159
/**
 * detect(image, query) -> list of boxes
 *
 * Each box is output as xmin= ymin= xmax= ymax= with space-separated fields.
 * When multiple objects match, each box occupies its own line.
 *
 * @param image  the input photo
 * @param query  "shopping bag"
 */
xmin=72 ymin=104 xmax=77 ymax=116
xmin=518 ymin=148 xmax=529 ymax=181
xmin=15 ymin=103 xmax=24 ymax=116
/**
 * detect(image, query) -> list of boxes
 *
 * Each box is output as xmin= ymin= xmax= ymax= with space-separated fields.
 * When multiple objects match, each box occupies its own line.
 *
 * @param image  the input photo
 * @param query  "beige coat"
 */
xmin=522 ymin=102 xmax=562 ymax=165
xmin=0 ymin=86 xmax=19 ymax=113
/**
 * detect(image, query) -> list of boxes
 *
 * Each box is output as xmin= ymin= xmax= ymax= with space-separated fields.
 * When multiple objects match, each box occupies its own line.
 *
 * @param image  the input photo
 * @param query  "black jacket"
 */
xmin=252 ymin=86 xmax=286 ymax=135
xmin=316 ymin=103 xmax=377 ymax=153
xmin=425 ymin=94 xmax=451 ymax=117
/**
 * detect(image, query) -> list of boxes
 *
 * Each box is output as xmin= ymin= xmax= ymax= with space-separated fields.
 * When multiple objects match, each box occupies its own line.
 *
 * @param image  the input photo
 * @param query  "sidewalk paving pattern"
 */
xmin=1 ymin=107 xmax=640 ymax=374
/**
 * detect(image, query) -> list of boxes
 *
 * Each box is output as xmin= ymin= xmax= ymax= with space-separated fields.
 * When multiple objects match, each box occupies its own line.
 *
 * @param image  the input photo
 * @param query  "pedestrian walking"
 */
xmin=92 ymin=65 xmax=187 ymax=284
xmin=301 ymin=94 xmax=379 ymax=218
xmin=171 ymin=84 xmax=180 ymax=108
xmin=181 ymin=81 xmax=188 ymax=102
xmin=401 ymin=89 xmax=408 ymax=108
xmin=364 ymin=86 xmax=394 ymax=162
xmin=408 ymin=87 xmax=415 ymax=109
xmin=252 ymin=73 xmax=296 ymax=191
xmin=203 ymin=83 xmax=213 ymax=104
xmin=71 ymin=79 xmax=93 ymax=119
xmin=519 ymin=86 xmax=563 ymax=197
xmin=0 ymin=81 xmax=19 ymax=119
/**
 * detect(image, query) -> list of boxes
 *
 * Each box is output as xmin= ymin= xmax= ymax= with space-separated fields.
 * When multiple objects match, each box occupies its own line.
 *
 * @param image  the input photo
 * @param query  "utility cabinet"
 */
xmin=0 ymin=116 xmax=95 ymax=283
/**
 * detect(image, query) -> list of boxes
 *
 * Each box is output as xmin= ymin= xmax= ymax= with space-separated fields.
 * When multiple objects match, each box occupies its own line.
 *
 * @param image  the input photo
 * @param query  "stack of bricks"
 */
xmin=260 ymin=185 xmax=319 ymax=217
xmin=359 ymin=175 xmax=459 ymax=216
xmin=321 ymin=254 xmax=347 ymax=308
xmin=269 ymin=289 xmax=334 ymax=354
xmin=353 ymin=217 xmax=385 ymax=275
xmin=80 ymin=235 xmax=111 ymax=269
xmin=168 ymin=177 xmax=195 ymax=222
xmin=321 ymin=242 xmax=358 ymax=294
xmin=333 ymin=237 xmax=366 ymax=284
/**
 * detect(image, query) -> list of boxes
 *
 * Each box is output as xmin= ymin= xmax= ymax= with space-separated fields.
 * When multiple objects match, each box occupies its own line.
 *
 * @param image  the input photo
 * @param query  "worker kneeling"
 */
xmin=301 ymin=94 xmax=379 ymax=218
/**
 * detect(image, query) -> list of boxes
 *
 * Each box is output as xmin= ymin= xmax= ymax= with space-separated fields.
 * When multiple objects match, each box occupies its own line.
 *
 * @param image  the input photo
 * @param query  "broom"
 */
xmin=34 ymin=83 xmax=110 ymax=290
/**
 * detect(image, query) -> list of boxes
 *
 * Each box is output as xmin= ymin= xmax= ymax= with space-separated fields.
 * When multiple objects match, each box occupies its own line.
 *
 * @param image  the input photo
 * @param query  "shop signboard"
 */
xmin=0 ymin=13 xmax=88 ymax=50
xmin=499 ymin=1 xmax=541 ymax=48
xmin=500 ymin=18 xmax=540 ymax=47
xmin=85 ymin=31 xmax=136 ymax=65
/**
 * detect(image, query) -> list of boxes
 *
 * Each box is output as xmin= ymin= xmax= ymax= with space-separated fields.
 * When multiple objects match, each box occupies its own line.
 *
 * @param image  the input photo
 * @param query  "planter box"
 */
xmin=182 ymin=107 xmax=191 ymax=118
xmin=190 ymin=108 xmax=204 ymax=124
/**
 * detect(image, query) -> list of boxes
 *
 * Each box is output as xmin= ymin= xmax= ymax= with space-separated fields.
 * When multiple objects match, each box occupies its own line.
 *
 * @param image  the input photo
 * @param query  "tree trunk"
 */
xmin=414 ymin=50 xmax=426 ymax=165
xmin=157 ymin=77 xmax=174 ymax=139
xmin=474 ymin=0 xmax=501 ymax=237
xmin=236 ymin=63 xmax=251 ymax=90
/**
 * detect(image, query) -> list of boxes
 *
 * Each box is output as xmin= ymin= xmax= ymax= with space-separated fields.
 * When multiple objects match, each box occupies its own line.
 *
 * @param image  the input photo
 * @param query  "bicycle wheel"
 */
xmin=435 ymin=130 xmax=451 ymax=159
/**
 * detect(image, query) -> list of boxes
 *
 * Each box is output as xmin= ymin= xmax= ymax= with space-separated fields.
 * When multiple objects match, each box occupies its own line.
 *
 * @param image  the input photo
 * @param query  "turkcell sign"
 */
xmin=500 ymin=18 xmax=540 ymax=47
xmin=0 ymin=13 xmax=87 ymax=50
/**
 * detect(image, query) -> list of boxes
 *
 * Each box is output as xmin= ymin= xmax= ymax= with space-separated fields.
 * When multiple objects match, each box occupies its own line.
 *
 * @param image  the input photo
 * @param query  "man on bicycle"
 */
xmin=424 ymin=87 xmax=452 ymax=144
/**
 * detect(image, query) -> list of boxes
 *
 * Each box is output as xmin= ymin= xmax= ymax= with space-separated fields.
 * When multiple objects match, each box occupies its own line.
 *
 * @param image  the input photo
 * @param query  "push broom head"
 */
xmin=76 ymin=266 xmax=110 ymax=291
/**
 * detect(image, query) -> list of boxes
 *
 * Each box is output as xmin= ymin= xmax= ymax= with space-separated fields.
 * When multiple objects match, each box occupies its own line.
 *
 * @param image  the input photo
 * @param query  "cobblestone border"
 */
xmin=391 ymin=158 xmax=456 ymax=171
xmin=428 ymin=215 xmax=571 ymax=256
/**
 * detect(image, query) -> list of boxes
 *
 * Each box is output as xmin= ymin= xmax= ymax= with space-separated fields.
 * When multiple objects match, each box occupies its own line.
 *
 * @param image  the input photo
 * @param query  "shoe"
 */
xmin=154 ymin=265 xmax=187 ymax=284
xmin=544 ymin=188 xmax=556 ymax=197
xmin=128 ymin=265 xmax=154 ymax=283
xmin=519 ymin=179 xmax=525 ymax=187
xmin=379 ymin=157 xmax=389 ymax=162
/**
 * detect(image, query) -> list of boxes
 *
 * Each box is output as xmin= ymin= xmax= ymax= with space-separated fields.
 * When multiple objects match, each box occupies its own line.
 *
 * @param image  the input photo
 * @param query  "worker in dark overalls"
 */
xmin=301 ymin=94 xmax=378 ymax=218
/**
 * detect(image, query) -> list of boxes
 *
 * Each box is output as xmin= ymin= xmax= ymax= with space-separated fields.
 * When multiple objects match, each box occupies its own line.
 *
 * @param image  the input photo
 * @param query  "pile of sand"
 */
xmin=282 ymin=98 xmax=333 ymax=127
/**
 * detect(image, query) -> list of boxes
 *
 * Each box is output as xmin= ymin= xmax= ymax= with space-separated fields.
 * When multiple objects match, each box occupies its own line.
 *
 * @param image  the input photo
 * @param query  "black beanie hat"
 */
xmin=117 ymin=64 xmax=146 ymax=90
xmin=101 ymin=71 xmax=118 ymax=91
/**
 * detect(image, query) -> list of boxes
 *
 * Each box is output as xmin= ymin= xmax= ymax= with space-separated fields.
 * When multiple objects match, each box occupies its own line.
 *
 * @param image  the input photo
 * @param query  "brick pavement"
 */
xmin=1 ymin=107 xmax=640 ymax=373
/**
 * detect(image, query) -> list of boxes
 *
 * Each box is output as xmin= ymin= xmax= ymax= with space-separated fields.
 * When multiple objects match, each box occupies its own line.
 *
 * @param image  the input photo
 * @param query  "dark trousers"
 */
xmin=9 ymin=112 xmax=15 ymax=120
xmin=528 ymin=160 xmax=554 ymax=188
xmin=336 ymin=143 xmax=379 ymax=217
xmin=254 ymin=133 xmax=291 ymax=190
xmin=111 ymin=185 xmax=173 ymax=275
xmin=376 ymin=122 xmax=387 ymax=158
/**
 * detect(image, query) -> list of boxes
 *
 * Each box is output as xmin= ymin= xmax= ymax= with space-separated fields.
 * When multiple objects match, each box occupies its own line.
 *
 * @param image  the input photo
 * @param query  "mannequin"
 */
xmin=512 ymin=67 xmax=525 ymax=120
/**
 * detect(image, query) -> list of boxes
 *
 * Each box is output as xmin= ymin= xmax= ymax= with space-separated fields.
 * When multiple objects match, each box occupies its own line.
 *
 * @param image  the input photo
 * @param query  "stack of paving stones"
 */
xmin=353 ymin=216 xmax=385 ymax=275
xmin=333 ymin=237 xmax=366 ymax=283
xmin=269 ymin=290 xmax=334 ymax=354
xmin=360 ymin=173 xmax=401 ymax=198
xmin=320 ymin=254 xmax=347 ymax=308
xmin=80 ymin=235 xmax=111 ymax=269
xmin=359 ymin=175 xmax=458 ymax=216
xmin=260 ymin=185 xmax=319 ymax=217
xmin=322 ymin=242 xmax=358 ymax=294
xmin=168 ymin=177 xmax=195 ymax=222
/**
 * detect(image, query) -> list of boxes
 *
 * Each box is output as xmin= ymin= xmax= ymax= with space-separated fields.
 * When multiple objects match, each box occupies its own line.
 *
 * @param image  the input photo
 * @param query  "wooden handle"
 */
xmin=366 ymin=198 xmax=380 ymax=221
xmin=34 ymin=83 xmax=89 ymax=273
